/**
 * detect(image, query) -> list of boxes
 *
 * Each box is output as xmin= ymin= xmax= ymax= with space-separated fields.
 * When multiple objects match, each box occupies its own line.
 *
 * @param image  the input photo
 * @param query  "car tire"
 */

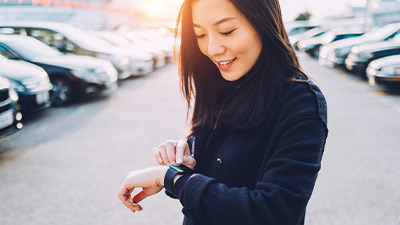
xmin=50 ymin=77 xmax=72 ymax=106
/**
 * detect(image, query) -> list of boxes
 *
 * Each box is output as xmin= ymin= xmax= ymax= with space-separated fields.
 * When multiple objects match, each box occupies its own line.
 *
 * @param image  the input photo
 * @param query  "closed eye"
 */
xmin=220 ymin=28 xmax=237 ymax=36
xmin=195 ymin=34 xmax=206 ymax=39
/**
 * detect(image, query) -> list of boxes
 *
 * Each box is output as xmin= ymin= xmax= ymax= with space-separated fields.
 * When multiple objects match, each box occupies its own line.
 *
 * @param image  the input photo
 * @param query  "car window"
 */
xmin=4 ymin=38 xmax=62 ymax=60
xmin=0 ymin=27 xmax=28 ymax=36
xmin=27 ymin=28 xmax=76 ymax=53
xmin=0 ymin=44 xmax=19 ymax=60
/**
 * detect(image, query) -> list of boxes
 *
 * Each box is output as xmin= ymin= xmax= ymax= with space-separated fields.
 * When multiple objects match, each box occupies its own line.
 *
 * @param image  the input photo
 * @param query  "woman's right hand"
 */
xmin=152 ymin=139 xmax=196 ymax=169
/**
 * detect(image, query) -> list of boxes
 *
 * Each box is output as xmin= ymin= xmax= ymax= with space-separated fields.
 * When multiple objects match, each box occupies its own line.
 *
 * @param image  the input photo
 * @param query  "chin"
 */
xmin=220 ymin=72 xmax=244 ymax=82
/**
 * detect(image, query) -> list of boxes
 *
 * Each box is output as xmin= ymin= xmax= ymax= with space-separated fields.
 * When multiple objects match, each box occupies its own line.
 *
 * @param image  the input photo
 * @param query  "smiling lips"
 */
xmin=217 ymin=57 xmax=237 ymax=71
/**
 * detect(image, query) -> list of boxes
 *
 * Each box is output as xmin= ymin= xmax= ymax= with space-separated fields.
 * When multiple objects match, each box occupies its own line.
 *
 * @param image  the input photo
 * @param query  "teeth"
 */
xmin=219 ymin=59 xmax=234 ymax=66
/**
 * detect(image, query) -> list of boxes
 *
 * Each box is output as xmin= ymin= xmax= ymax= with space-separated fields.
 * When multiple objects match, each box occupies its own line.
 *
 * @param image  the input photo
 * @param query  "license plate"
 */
xmin=0 ymin=110 xmax=14 ymax=130
xmin=36 ymin=91 xmax=49 ymax=104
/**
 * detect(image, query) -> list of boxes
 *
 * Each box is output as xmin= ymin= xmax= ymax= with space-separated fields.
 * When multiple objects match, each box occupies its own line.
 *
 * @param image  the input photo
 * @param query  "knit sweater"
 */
xmin=169 ymin=78 xmax=328 ymax=225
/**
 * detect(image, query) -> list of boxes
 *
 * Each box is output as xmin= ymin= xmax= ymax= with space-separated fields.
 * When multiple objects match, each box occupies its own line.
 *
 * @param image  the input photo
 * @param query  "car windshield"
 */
xmin=362 ymin=25 xmax=399 ymax=41
xmin=96 ymin=32 xmax=131 ymax=48
xmin=0 ymin=54 xmax=7 ymax=63
xmin=56 ymin=26 xmax=115 ymax=50
xmin=5 ymin=38 xmax=62 ymax=60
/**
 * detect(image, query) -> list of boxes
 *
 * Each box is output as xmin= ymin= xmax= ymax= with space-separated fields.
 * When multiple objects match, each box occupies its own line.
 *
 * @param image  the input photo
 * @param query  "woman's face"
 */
xmin=192 ymin=0 xmax=262 ymax=81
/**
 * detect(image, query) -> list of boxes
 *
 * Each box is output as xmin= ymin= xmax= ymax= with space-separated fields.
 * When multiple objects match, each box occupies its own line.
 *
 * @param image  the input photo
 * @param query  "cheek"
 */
xmin=233 ymin=33 xmax=262 ymax=56
xmin=197 ymin=39 xmax=209 ymax=57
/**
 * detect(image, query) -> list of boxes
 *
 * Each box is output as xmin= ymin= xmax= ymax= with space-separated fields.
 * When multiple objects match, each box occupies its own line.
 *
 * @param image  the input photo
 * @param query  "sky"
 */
xmin=279 ymin=0 xmax=367 ymax=22
xmin=151 ymin=0 xmax=368 ymax=22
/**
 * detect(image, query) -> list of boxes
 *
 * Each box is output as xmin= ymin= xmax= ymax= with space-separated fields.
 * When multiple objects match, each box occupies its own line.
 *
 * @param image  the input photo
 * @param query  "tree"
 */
xmin=294 ymin=10 xmax=312 ymax=21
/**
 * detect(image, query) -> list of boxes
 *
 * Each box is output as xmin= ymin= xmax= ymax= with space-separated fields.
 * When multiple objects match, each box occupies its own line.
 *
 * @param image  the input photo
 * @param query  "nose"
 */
xmin=207 ymin=35 xmax=225 ymax=56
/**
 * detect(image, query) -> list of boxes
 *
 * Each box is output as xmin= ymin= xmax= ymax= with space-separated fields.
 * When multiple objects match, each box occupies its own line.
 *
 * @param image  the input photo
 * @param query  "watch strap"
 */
xmin=164 ymin=164 xmax=193 ymax=194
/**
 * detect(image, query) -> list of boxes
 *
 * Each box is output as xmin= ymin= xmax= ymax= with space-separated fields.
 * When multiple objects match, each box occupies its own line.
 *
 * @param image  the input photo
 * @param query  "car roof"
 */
xmin=0 ymin=21 xmax=80 ymax=31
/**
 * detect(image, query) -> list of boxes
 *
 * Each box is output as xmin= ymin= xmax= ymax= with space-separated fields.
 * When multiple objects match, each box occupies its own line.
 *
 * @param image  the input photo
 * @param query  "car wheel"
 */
xmin=50 ymin=77 xmax=72 ymax=106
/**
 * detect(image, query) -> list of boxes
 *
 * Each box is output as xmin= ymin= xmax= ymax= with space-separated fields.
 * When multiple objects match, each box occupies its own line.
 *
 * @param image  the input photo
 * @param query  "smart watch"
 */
xmin=164 ymin=163 xmax=193 ymax=194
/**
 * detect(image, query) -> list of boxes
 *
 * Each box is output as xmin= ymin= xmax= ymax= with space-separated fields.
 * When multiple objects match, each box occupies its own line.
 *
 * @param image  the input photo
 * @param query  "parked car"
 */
xmin=289 ymin=27 xmax=328 ymax=50
xmin=345 ymin=35 xmax=400 ymax=73
xmin=366 ymin=54 xmax=400 ymax=87
xmin=124 ymin=30 xmax=168 ymax=69
xmin=0 ymin=35 xmax=118 ymax=106
xmin=0 ymin=54 xmax=52 ymax=113
xmin=298 ymin=29 xmax=365 ymax=57
xmin=134 ymin=29 xmax=174 ymax=63
xmin=90 ymin=30 xmax=154 ymax=76
xmin=0 ymin=75 xmax=22 ymax=138
xmin=285 ymin=21 xmax=319 ymax=36
xmin=319 ymin=22 xmax=400 ymax=67
xmin=0 ymin=21 xmax=131 ymax=79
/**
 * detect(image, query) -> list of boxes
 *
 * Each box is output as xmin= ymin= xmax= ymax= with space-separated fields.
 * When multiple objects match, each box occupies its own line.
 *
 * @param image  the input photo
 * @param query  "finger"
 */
xmin=158 ymin=144 xmax=169 ymax=165
xmin=152 ymin=147 xmax=164 ymax=165
xmin=164 ymin=141 xmax=176 ymax=164
xmin=176 ymin=139 xmax=188 ymax=164
xmin=183 ymin=155 xmax=196 ymax=169
xmin=132 ymin=190 xmax=150 ymax=204
xmin=118 ymin=186 xmax=142 ymax=211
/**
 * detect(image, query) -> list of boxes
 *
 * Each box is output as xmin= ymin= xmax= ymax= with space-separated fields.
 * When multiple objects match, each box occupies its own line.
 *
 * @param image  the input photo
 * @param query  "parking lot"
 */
xmin=1 ymin=52 xmax=400 ymax=225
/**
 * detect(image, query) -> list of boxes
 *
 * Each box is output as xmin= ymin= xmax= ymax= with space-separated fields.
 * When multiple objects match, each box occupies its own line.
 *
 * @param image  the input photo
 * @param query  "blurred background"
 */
xmin=0 ymin=0 xmax=399 ymax=225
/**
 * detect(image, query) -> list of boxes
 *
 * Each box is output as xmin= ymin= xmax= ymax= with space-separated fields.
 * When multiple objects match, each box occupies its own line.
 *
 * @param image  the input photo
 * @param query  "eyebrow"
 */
xmin=193 ymin=17 xmax=237 ymax=28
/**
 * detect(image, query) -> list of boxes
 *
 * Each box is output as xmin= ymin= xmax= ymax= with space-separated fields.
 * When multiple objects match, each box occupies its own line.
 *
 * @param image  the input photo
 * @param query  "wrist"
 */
xmin=164 ymin=164 xmax=193 ymax=194
xmin=159 ymin=166 xmax=169 ymax=186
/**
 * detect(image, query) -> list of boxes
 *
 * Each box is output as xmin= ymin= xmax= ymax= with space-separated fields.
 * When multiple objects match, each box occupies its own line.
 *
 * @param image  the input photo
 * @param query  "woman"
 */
xmin=118 ymin=0 xmax=328 ymax=224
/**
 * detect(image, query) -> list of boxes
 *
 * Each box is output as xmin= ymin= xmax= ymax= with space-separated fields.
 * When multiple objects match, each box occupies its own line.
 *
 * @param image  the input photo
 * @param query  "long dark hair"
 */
xmin=175 ymin=0 xmax=305 ymax=133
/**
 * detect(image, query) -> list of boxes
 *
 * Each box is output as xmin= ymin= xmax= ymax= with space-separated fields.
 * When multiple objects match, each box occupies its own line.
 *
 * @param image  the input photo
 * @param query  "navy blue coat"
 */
xmin=170 ymin=78 xmax=328 ymax=225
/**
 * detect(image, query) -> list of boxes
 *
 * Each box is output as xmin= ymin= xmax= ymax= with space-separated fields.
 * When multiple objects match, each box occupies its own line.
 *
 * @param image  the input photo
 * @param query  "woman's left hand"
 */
xmin=118 ymin=166 xmax=168 ymax=213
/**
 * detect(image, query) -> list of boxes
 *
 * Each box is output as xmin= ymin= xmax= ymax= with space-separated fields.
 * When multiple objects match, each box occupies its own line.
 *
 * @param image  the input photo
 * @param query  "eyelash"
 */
xmin=195 ymin=29 xmax=237 ymax=39
xmin=221 ymin=29 xmax=236 ymax=36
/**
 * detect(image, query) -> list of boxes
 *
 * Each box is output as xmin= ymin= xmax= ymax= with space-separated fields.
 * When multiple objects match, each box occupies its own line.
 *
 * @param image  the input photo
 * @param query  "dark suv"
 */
xmin=0 ymin=75 xmax=23 ymax=138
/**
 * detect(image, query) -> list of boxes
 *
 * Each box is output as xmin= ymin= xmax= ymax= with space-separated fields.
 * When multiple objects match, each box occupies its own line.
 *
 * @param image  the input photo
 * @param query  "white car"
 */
xmin=91 ymin=30 xmax=154 ymax=76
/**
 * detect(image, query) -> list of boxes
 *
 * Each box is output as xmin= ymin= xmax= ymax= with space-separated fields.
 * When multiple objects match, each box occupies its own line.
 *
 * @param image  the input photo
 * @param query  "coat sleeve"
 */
xmin=176 ymin=117 xmax=328 ymax=225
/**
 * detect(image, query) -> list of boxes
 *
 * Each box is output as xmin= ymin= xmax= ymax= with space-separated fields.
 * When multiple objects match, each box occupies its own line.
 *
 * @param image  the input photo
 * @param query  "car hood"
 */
xmin=0 ymin=75 xmax=10 ymax=89
xmin=353 ymin=41 xmax=400 ymax=54
xmin=370 ymin=54 xmax=400 ymax=68
xmin=0 ymin=59 xmax=46 ymax=80
xmin=32 ymin=54 xmax=109 ymax=71
xmin=300 ymin=36 xmax=324 ymax=47
xmin=325 ymin=36 xmax=366 ymax=50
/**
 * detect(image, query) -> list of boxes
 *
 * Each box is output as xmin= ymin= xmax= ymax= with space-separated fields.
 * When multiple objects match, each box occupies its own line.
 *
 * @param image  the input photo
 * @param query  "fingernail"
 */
xmin=158 ymin=157 xmax=163 ymax=163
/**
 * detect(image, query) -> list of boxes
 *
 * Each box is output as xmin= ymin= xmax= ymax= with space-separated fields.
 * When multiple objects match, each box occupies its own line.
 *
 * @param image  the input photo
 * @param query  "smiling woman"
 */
xmin=118 ymin=0 xmax=328 ymax=224
xmin=192 ymin=0 xmax=262 ymax=81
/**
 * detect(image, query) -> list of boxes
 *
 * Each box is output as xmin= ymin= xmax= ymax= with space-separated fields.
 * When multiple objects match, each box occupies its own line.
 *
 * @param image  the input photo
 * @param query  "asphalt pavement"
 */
xmin=0 ymin=53 xmax=399 ymax=225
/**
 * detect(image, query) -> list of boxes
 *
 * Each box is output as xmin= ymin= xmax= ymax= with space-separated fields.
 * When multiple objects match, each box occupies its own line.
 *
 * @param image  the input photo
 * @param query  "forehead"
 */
xmin=192 ymin=0 xmax=242 ymax=26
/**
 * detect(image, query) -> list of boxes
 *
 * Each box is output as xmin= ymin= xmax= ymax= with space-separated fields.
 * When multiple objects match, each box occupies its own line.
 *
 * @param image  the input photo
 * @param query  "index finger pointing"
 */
xmin=175 ymin=139 xmax=187 ymax=164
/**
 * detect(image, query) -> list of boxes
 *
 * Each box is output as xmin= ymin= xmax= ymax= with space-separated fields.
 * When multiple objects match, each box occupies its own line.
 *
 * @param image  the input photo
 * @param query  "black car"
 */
xmin=319 ymin=22 xmax=400 ymax=68
xmin=0 ymin=35 xmax=118 ymax=106
xmin=345 ymin=35 xmax=400 ymax=74
xmin=0 ymin=21 xmax=131 ymax=80
xmin=289 ymin=27 xmax=328 ymax=50
xmin=0 ymin=75 xmax=22 ymax=138
xmin=367 ymin=54 xmax=400 ymax=87
xmin=0 ymin=54 xmax=52 ymax=113
xmin=298 ymin=29 xmax=365 ymax=57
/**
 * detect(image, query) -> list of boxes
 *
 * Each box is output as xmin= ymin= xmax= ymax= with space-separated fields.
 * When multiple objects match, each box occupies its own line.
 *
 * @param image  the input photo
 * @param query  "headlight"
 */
xmin=9 ymin=80 xmax=25 ymax=92
xmin=380 ymin=65 xmax=400 ymax=75
xmin=71 ymin=70 xmax=99 ymax=83
xmin=334 ymin=47 xmax=351 ymax=57
xmin=9 ymin=88 xmax=19 ymax=101
xmin=106 ymin=67 xmax=118 ymax=82
xmin=354 ymin=52 xmax=374 ymax=61
xmin=319 ymin=46 xmax=330 ymax=58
